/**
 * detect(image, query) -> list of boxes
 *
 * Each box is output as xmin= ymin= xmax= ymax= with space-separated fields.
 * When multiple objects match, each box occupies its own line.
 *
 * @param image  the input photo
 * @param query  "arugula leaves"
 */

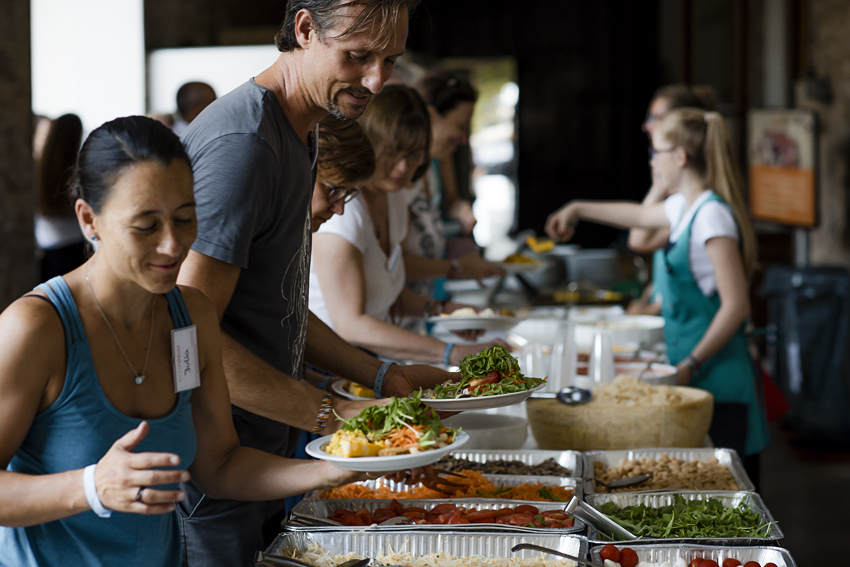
xmin=338 ymin=392 xmax=455 ymax=448
xmin=599 ymin=494 xmax=773 ymax=539
xmin=432 ymin=345 xmax=547 ymax=399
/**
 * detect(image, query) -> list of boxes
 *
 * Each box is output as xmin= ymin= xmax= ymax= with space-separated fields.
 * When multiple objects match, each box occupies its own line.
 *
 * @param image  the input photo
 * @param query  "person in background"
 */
xmin=310 ymin=84 xmax=507 ymax=367
xmin=174 ymin=2 xmax=451 ymax=565
xmin=626 ymin=84 xmax=717 ymax=315
xmin=0 ymin=116 xmax=368 ymax=567
xmin=403 ymin=70 xmax=504 ymax=303
xmin=34 ymin=113 xmax=87 ymax=281
xmin=171 ymin=81 xmax=217 ymax=136
xmin=545 ymin=108 xmax=769 ymax=487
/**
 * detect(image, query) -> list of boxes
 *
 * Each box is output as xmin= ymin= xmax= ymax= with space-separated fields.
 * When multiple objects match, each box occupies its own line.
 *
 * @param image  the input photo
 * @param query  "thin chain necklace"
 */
xmin=85 ymin=262 xmax=156 ymax=386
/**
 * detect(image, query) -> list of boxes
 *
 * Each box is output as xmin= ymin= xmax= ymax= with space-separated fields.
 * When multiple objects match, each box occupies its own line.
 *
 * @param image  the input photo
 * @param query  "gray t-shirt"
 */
xmin=181 ymin=79 xmax=314 ymax=455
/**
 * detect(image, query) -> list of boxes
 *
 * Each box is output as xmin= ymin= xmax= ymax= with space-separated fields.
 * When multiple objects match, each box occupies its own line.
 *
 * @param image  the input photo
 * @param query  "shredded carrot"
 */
xmin=321 ymin=469 xmax=574 ymax=501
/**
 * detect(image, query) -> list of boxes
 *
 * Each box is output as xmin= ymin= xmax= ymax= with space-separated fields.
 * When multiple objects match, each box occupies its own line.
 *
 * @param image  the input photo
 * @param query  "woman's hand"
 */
xmin=544 ymin=203 xmax=579 ymax=242
xmin=452 ymin=253 xmax=506 ymax=284
xmin=95 ymin=422 xmax=189 ymax=515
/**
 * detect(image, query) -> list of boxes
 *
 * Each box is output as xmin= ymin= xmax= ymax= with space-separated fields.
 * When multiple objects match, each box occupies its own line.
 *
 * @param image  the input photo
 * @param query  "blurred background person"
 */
xmin=33 ymin=113 xmax=86 ymax=282
xmin=171 ymin=81 xmax=216 ymax=136
xmin=403 ymin=70 xmax=504 ymax=307
xmin=627 ymin=84 xmax=717 ymax=315
xmin=310 ymin=85 xmax=506 ymax=367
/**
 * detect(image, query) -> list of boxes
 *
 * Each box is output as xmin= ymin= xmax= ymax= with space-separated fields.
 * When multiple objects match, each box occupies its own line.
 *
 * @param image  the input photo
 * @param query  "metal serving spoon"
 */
xmin=530 ymin=386 xmax=593 ymax=405
xmin=511 ymin=543 xmax=605 ymax=567
xmin=595 ymin=473 xmax=653 ymax=490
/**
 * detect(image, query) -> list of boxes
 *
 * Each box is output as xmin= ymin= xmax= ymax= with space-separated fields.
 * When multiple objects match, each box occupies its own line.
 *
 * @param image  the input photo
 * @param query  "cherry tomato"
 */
xmin=722 ymin=559 xmax=742 ymax=567
xmin=619 ymin=547 xmax=639 ymax=567
xmin=764 ymin=563 xmax=777 ymax=567
xmin=599 ymin=545 xmax=620 ymax=563
xmin=743 ymin=562 xmax=761 ymax=567
xmin=689 ymin=559 xmax=705 ymax=567
xmin=701 ymin=561 xmax=719 ymax=567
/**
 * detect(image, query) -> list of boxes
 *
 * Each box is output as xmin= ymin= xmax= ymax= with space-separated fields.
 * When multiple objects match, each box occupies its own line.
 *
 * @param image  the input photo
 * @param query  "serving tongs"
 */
xmin=255 ymin=552 xmax=370 ymax=567
xmin=511 ymin=544 xmax=605 ymax=567
xmin=564 ymin=495 xmax=638 ymax=540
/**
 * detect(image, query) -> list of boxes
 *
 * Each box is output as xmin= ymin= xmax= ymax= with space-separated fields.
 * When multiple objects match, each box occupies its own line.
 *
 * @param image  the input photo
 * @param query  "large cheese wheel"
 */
xmin=526 ymin=386 xmax=713 ymax=450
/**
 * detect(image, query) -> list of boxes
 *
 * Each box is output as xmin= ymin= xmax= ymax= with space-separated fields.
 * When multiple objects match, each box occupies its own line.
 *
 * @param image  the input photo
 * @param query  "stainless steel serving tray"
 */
xmin=307 ymin=474 xmax=582 ymax=501
xmin=286 ymin=498 xmax=585 ymax=535
xmin=588 ymin=543 xmax=796 ymax=567
xmin=584 ymin=490 xmax=782 ymax=546
xmin=437 ymin=449 xmax=583 ymax=477
xmin=266 ymin=530 xmax=587 ymax=566
xmin=583 ymin=448 xmax=754 ymax=494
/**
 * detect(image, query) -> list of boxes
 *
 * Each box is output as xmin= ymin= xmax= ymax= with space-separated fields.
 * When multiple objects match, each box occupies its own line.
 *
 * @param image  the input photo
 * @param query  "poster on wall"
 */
xmin=747 ymin=109 xmax=817 ymax=227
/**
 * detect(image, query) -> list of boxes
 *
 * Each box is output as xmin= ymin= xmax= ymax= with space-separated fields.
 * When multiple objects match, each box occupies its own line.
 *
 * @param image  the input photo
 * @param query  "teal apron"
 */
xmin=655 ymin=193 xmax=769 ymax=456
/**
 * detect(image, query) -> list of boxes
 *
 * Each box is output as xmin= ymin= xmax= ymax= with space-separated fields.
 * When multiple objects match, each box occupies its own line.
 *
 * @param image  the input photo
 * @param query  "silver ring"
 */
xmin=135 ymin=487 xmax=144 ymax=502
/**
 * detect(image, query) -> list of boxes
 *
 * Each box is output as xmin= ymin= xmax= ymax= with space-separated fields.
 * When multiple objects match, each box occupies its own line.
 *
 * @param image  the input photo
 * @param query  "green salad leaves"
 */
xmin=600 ymin=494 xmax=773 ymax=539
xmin=430 ymin=345 xmax=546 ymax=399
xmin=338 ymin=392 xmax=455 ymax=448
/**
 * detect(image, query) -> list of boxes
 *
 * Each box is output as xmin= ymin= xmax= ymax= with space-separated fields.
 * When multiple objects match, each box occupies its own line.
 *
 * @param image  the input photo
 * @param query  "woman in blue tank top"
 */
xmin=0 ymin=116 xmax=366 ymax=567
xmin=544 ymin=108 xmax=769 ymax=487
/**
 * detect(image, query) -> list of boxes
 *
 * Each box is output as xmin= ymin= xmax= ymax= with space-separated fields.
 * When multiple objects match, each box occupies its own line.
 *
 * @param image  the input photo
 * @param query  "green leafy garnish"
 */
xmin=537 ymin=486 xmax=567 ymax=502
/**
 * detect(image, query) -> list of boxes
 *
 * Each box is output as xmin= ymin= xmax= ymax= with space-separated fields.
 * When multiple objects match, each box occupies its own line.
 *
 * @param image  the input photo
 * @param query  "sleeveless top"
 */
xmin=0 ymin=276 xmax=198 ymax=567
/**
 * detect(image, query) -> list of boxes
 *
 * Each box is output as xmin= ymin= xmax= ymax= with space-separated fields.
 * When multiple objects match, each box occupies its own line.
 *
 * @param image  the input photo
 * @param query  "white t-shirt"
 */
xmin=664 ymin=190 xmax=739 ymax=297
xmin=309 ymin=191 xmax=409 ymax=330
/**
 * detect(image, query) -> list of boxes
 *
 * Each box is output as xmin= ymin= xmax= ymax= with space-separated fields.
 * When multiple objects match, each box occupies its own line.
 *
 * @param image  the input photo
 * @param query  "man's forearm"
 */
xmin=304 ymin=311 xmax=383 ymax=387
xmin=220 ymin=331 xmax=327 ymax=431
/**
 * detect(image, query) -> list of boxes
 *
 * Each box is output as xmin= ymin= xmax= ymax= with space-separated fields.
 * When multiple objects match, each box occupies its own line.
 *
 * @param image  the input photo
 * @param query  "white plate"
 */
xmin=428 ymin=315 xmax=522 ymax=331
xmin=495 ymin=261 xmax=546 ymax=273
xmin=330 ymin=380 xmax=375 ymax=401
xmin=305 ymin=431 xmax=469 ymax=472
xmin=418 ymin=381 xmax=547 ymax=411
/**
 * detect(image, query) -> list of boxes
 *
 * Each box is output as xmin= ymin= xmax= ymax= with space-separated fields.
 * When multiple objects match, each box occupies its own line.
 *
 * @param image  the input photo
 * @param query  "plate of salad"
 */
xmin=305 ymin=393 xmax=469 ymax=472
xmin=417 ymin=345 xmax=547 ymax=410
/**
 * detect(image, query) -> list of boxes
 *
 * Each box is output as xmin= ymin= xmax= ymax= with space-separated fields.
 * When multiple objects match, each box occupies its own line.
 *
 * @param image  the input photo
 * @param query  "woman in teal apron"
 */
xmin=545 ymin=108 xmax=769 ymax=486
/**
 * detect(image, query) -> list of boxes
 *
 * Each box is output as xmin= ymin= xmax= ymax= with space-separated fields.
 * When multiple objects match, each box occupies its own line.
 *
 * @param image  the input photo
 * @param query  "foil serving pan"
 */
xmin=582 ymin=448 xmax=754 ymax=494
xmin=285 ymin=498 xmax=585 ymax=535
xmin=307 ymin=474 xmax=582 ymax=501
xmin=584 ymin=490 xmax=782 ymax=546
xmin=266 ymin=530 xmax=587 ymax=566
xmin=588 ymin=543 xmax=796 ymax=567
xmin=437 ymin=449 xmax=583 ymax=477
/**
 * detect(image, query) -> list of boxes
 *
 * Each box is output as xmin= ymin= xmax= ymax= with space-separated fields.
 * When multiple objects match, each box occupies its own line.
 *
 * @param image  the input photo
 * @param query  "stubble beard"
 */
xmin=327 ymin=89 xmax=370 ymax=121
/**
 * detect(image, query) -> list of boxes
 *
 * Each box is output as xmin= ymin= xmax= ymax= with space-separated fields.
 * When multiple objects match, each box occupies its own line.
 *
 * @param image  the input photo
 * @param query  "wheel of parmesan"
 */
xmin=526 ymin=376 xmax=713 ymax=450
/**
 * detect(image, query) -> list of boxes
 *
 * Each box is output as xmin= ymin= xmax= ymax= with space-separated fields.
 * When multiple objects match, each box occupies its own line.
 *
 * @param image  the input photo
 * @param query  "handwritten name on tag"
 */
xmin=171 ymin=325 xmax=200 ymax=393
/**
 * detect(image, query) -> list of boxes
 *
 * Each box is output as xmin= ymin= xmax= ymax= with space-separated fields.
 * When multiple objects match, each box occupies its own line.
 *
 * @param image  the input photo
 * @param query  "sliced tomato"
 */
xmin=513 ymin=505 xmax=540 ymax=515
xmin=540 ymin=510 xmax=569 ymax=520
xmin=388 ymin=499 xmax=404 ymax=515
xmin=401 ymin=510 xmax=426 ymax=520
xmin=506 ymin=513 xmax=535 ymax=526
xmin=469 ymin=372 xmax=500 ymax=393
xmin=447 ymin=516 xmax=471 ymax=524
xmin=354 ymin=507 xmax=373 ymax=525
xmin=464 ymin=509 xmax=499 ymax=522
xmin=371 ymin=508 xmax=395 ymax=523
xmin=401 ymin=506 xmax=428 ymax=514
xmin=491 ymin=507 xmax=516 ymax=517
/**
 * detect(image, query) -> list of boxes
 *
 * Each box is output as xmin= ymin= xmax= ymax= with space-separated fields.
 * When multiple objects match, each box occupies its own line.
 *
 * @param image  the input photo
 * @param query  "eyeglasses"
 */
xmin=648 ymin=146 xmax=677 ymax=159
xmin=324 ymin=181 xmax=359 ymax=204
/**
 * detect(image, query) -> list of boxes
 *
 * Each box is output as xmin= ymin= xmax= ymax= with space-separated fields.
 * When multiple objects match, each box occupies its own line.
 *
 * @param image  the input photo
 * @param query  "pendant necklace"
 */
xmin=85 ymin=262 xmax=156 ymax=385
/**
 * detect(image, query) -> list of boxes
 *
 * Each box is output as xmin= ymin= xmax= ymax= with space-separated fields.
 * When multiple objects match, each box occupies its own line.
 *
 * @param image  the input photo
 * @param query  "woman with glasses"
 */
xmin=309 ymin=85 xmax=507 ymax=368
xmin=544 ymin=108 xmax=769 ymax=486
xmin=310 ymin=116 xmax=375 ymax=232
xmin=626 ymin=84 xmax=717 ymax=315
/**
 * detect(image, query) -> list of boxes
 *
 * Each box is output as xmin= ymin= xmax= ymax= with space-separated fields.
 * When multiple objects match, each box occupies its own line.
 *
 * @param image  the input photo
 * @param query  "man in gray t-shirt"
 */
xmin=175 ymin=2 xmax=448 ymax=566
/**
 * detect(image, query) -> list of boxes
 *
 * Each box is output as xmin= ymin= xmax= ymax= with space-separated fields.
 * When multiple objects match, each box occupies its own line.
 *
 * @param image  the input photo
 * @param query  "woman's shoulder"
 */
xmin=0 ymin=292 xmax=66 ymax=371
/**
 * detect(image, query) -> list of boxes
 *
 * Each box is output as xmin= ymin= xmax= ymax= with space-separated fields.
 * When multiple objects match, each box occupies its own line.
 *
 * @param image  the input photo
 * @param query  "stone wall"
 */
xmin=0 ymin=0 xmax=36 ymax=309
xmin=803 ymin=0 xmax=850 ymax=266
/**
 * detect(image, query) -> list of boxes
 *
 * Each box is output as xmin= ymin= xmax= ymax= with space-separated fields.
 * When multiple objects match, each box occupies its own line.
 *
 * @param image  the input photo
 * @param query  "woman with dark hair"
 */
xmin=34 ymin=113 xmax=86 ymax=281
xmin=0 ymin=116 xmax=368 ymax=567
xmin=402 ymin=70 xmax=504 ymax=296
xmin=545 ymin=108 xmax=769 ymax=485
xmin=310 ymin=86 xmax=505 ymax=367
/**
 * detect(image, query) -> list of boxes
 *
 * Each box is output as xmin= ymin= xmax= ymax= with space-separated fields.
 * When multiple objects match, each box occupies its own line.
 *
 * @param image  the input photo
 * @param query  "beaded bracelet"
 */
xmin=312 ymin=392 xmax=334 ymax=434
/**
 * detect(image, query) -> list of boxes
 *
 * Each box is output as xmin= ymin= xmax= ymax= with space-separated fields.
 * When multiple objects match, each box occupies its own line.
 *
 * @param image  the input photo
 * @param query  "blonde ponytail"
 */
xmin=703 ymin=111 xmax=757 ymax=279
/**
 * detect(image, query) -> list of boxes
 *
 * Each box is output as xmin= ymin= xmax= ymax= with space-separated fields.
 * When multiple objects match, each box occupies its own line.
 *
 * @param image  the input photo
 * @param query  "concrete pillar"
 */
xmin=0 ymin=0 xmax=37 ymax=308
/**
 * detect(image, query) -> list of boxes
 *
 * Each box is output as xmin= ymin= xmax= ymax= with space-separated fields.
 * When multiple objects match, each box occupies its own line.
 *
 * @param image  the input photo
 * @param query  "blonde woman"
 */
xmin=545 ymin=108 xmax=769 ymax=484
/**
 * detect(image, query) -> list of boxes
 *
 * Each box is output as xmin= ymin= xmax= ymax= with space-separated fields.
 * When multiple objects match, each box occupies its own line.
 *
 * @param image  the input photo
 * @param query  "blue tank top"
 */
xmin=0 ymin=277 xmax=198 ymax=567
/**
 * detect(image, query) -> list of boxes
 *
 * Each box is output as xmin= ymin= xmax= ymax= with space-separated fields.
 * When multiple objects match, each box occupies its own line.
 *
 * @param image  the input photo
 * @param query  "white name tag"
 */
xmin=387 ymin=243 xmax=401 ymax=272
xmin=171 ymin=325 xmax=201 ymax=393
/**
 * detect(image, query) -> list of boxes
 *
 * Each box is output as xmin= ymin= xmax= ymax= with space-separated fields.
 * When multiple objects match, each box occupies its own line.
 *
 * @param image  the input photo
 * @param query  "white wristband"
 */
xmin=83 ymin=464 xmax=112 ymax=518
